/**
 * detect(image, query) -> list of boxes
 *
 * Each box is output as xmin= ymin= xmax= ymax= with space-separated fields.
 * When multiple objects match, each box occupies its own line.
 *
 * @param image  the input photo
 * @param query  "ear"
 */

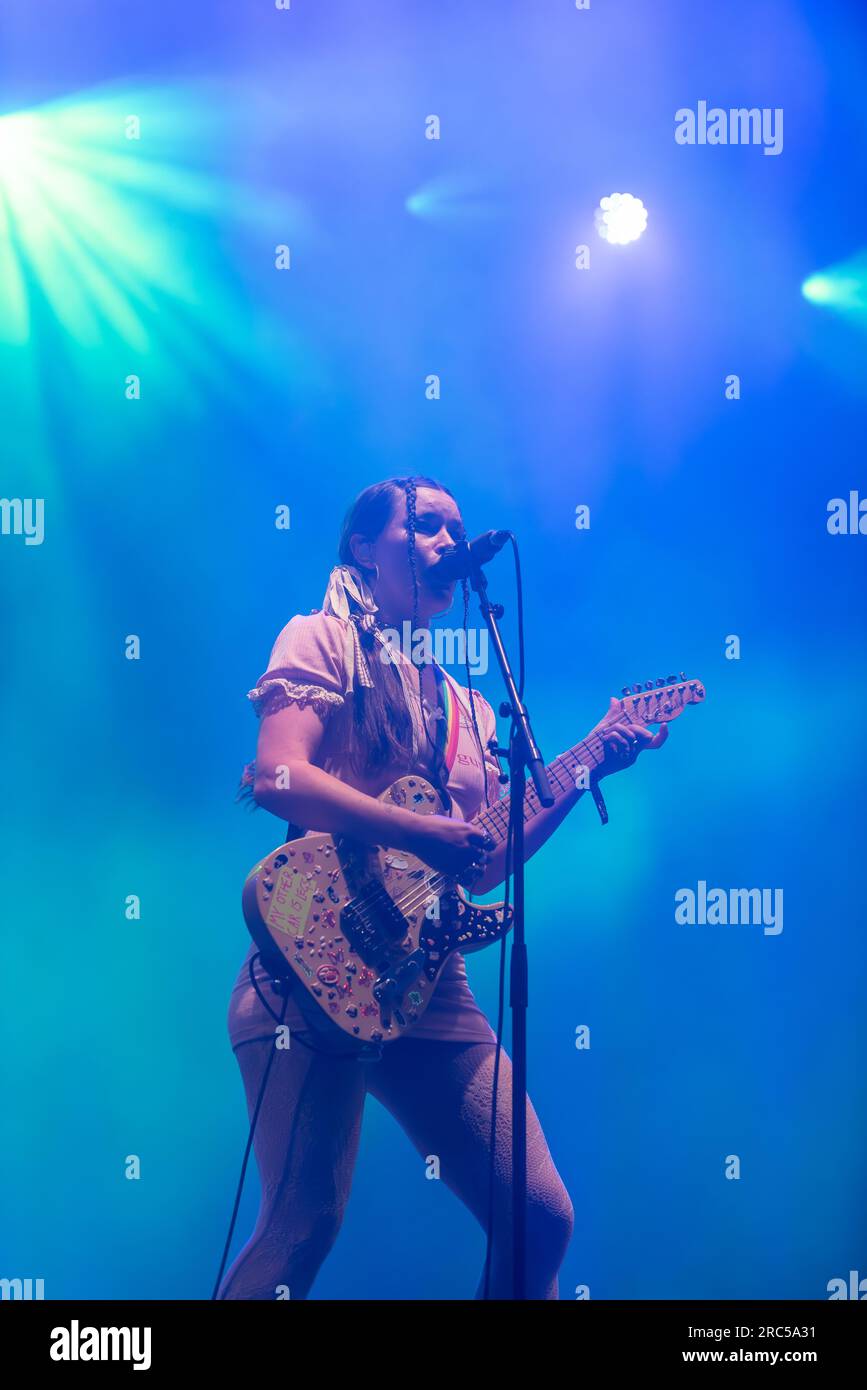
xmin=348 ymin=532 xmax=375 ymax=570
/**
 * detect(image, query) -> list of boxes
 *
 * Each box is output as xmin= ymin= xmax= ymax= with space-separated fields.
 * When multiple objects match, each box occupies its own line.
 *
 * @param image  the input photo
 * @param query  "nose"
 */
xmin=432 ymin=527 xmax=457 ymax=557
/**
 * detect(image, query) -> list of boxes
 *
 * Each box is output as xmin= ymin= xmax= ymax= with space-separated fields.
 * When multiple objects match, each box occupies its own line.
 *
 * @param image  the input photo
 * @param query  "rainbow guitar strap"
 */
xmin=425 ymin=660 xmax=461 ymax=813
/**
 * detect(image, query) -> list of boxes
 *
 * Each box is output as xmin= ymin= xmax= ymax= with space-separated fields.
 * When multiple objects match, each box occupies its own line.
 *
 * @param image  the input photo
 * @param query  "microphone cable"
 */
xmin=463 ymin=533 xmax=525 ymax=1300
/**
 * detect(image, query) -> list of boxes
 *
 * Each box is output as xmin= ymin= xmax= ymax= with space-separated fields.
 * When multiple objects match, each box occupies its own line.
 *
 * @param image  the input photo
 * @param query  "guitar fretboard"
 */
xmin=473 ymin=731 xmax=607 ymax=845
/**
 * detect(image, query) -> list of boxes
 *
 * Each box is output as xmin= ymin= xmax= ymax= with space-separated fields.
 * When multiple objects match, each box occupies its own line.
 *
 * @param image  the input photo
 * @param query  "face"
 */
xmin=349 ymin=485 xmax=466 ymax=626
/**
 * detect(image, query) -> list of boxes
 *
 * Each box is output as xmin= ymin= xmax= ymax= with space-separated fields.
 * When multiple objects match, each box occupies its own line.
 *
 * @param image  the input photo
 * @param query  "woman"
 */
xmin=219 ymin=475 xmax=667 ymax=1300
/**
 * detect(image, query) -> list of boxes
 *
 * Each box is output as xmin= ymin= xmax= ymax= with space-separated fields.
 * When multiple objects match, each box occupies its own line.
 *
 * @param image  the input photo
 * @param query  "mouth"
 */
xmin=425 ymin=565 xmax=455 ymax=589
xmin=426 ymin=549 xmax=459 ymax=586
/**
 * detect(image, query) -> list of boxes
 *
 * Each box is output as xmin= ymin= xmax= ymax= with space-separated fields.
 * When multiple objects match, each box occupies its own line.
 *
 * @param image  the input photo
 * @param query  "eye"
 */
xmin=416 ymin=513 xmax=445 ymax=534
xmin=414 ymin=511 xmax=465 ymax=542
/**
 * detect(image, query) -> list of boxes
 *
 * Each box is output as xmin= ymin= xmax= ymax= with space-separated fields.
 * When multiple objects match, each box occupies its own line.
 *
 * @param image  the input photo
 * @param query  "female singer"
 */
xmin=219 ymin=475 xmax=668 ymax=1300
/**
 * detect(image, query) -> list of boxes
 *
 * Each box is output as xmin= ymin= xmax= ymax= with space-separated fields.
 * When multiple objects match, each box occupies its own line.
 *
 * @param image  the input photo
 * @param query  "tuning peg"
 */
xmin=656 ymin=677 xmax=665 ymax=686
xmin=633 ymin=683 xmax=643 ymax=694
xmin=666 ymin=674 xmax=677 ymax=684
xmin=621 ymin=686 xmax=631 ymax=697
xmin=644 ymin=681 xmax=653 ymax=690
xmin=679 ymin=671 xmax=686 ymax=681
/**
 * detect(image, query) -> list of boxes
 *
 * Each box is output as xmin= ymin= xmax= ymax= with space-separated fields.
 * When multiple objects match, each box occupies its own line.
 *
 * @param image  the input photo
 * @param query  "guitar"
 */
xmin=242 ymin=673 xmax=706 ymax=1048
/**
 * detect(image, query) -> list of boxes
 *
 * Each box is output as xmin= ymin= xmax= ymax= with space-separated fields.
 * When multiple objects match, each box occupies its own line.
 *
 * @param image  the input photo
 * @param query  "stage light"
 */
xmin=405 ymin=174 xmax=498 ymax=222
xmin=802 ymin=262 xmax=867 ymax=314
xmin=0 ymin=113 xmax=38 ymax=177
xmin=0 ymin=84 xmax=308 ymax=422
xmin=594 ymin=192 xmax=648 ymax=246
xmin=801 ymin=275 xmax=834 ymax=304
xmin=0 ymin=92 xmax=222 ymax=348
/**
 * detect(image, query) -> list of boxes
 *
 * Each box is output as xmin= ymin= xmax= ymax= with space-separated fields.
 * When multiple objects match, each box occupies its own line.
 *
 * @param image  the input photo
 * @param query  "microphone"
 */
xmin=430 ymin=529 xmax=511 ymax=583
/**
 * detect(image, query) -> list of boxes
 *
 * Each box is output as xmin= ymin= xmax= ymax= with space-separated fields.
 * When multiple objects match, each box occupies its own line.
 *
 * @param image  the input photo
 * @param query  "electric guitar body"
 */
xmin=242 ymin=774 xmax=512 ymax=1048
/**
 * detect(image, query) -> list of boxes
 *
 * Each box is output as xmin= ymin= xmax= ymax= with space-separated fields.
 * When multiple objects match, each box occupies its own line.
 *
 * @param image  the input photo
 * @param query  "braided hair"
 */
xmin=403 ymin=476 xmax=421 ymax=637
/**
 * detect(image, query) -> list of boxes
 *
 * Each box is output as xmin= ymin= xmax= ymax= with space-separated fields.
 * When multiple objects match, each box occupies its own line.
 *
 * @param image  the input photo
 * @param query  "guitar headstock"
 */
xmin=618 ymin=673 xmax=705 ymax=725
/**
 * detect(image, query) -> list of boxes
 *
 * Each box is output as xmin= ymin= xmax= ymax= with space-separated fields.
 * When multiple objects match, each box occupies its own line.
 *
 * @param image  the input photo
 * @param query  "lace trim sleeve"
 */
xmin=246 ymin=676 xmax=346 ymax=721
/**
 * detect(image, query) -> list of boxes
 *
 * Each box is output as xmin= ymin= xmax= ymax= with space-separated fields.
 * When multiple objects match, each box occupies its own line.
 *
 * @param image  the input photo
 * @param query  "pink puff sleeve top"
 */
xmin=228 ymin=609 xmax=504 ymax=1049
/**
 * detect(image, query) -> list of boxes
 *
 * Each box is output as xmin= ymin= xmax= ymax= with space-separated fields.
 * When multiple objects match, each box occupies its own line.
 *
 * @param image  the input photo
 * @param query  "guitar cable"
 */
xmin=210 ymin=971 xmax=290 ymax=1300
xmin=211 ymin=953 xmax=368 ymax=1300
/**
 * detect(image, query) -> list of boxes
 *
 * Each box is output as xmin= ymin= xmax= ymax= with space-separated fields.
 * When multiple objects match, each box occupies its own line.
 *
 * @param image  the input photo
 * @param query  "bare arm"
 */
xmin=469 ymin=781 xmax=585 ymax=896
xmin=252 ymin=700 xmax=492 ymax=877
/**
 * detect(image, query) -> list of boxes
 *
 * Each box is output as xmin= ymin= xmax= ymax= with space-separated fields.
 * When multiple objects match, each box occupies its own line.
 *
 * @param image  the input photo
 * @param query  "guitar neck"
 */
xmin=470 ymin=673 xmax=706 ymax=846
xmin=473 ymin=731 xmax=607 ymax=846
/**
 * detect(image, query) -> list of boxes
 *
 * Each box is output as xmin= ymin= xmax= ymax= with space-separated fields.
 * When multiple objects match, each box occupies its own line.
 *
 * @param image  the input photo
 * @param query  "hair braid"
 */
xmin=403 ymin=477 xmax=421 ymax=648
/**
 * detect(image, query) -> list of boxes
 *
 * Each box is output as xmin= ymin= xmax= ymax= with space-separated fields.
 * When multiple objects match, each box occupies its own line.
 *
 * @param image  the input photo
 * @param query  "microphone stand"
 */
xmin=463 ymin=549 xmax=554 ymax=1301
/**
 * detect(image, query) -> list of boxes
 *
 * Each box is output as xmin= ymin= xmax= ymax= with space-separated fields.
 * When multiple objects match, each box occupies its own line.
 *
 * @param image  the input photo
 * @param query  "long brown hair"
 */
xmin=338 ymin=475 xmax=468 ymax=775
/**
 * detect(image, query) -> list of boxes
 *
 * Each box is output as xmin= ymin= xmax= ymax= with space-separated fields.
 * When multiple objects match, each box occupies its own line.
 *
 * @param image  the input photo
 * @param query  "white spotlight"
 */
xmin=594 ymin=192 xmax=648 ymax=246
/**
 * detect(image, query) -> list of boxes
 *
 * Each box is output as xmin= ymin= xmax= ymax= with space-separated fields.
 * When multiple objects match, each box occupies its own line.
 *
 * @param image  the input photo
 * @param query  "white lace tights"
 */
xmin=217 ymin=1035 xmax=574 ymax=1300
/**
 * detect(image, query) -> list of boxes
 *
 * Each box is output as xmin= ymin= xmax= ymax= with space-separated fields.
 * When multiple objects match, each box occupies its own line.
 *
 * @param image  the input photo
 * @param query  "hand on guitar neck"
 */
xmin=590 ymin=695 xmax=670 ymax=775
xmin=408 ymin=686 xmax=685 ymax=896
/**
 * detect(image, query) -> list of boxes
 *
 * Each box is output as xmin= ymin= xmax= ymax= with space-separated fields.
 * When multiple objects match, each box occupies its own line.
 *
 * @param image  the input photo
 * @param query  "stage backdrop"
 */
xmin=1 ymin=0 xmax=865 ymax=1300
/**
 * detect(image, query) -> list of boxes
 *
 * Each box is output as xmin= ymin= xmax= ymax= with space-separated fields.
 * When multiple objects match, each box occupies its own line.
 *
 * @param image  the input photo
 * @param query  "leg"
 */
xmin=365 ymin=1039 xmax=574 ymax=1299
xmin=218 ymin=1034 xmax=366 ymax=1300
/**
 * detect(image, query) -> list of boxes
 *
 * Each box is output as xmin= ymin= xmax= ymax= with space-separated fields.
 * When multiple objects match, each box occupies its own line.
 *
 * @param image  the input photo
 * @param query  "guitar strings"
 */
xmin=379 ymin=701 xmax=683 ymax=922
xmin=384 ymin=728 xmax=617 ymax=919
xmin=284 ymin=704 xmax=688 ymax=1018
xmin=330 ymin=704 xmax=684 ymax=931
xmin=340 ymin=726 xmax=622 ymax=928
xmin=292 ymin=716 xmax=678 ymax=995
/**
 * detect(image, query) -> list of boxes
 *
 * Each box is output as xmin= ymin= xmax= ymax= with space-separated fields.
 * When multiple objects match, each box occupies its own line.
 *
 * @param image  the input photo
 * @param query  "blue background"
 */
xmin=1 ymin=0 xmax=865 ymax=1299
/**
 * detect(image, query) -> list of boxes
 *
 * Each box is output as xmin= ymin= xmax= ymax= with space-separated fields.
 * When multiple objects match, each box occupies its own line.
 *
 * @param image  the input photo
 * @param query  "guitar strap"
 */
xmin=430 ymin=662 xmax=505 ymax=819
xmin=414 ymin=659 xmax=461 ymax=816
xmin=431 ymin=661 xmax=461 ymax=778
